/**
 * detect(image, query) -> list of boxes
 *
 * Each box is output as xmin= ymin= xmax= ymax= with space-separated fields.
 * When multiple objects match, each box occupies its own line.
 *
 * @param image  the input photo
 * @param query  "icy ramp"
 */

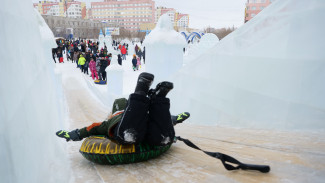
xmin=61 ymin=67 xmax=325 ymax=183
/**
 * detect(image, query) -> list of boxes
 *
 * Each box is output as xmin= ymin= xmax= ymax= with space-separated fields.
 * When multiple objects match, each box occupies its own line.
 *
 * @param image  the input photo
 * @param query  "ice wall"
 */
xmin=170 ymin=0 xmax=325 ymax=130
xmin=144 ymin=14 xmax=186 ymax=84
xmin=0 ymin=2 xmax=71 ymax=182
xmin=184 ymin=33 xmax=219 ymax=65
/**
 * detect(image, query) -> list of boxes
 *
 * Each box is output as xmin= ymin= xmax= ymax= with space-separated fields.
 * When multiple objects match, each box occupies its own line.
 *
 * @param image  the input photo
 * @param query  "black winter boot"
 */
xmin=134 ymin=72 xmax=154 ymax=96
xmin=150 ymin=81 xmax=174 ymax=98
xmin=56 ymin=129 xmax=82 ymax=141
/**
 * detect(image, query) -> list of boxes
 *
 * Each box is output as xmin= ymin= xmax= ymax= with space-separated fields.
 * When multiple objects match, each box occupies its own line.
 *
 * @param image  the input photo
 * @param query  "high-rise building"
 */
xmin=34 ymin=0 xmax=86 ymax=19
xmin=90 ymin=0 xmax=155 ymax=32
xmin=245 ymin=0 xmax=275 ymax=23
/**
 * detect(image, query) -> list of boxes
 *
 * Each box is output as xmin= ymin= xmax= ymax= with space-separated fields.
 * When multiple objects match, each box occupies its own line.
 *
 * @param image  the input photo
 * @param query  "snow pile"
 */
xmin=184 ymin=33 xmax=219 ymax=65
xmin=0 ymin=3 xmax=71 ymax=182
xmin=106 ymin=56 xmax=124 ymax=96
xmin=144 ymin=14 xmax=186 ymax=84
xmin=170 ymin=0 xmax=325 ymax=130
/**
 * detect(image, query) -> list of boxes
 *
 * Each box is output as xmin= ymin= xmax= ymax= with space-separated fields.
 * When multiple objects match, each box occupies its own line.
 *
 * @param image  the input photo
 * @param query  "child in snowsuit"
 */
xmin=132 ymin=54 xmax=137 ymax=71
xmin=56 ymin=72 xmax=190 ymax=146
xmin=136 ymin=56 xmax=141 ymax=70
xmin=78 ymin=54 xmax=86 ymax=72
xmin=89 ymin=58 xmax=98 ymax=80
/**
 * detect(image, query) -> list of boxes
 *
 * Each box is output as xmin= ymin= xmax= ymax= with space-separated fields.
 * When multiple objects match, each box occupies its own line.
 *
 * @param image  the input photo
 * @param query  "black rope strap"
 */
xmin=176 ymin=136 xmax=270 ymax=173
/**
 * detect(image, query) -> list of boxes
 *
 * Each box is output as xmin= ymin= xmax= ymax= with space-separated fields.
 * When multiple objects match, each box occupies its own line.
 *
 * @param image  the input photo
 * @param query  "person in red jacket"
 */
xmin=121 ymin=46 xmax=127 ymax=60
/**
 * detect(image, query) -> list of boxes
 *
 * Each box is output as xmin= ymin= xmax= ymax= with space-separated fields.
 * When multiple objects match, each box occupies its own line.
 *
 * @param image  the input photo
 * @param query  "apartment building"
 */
xmin=90 ymin=0 xmax=155 ymax=32
xmin=33 ymin=0 xmax=86 ymax=19
xmin=176 ymin=13 xmax=189 ymax=30
xmin=155 ymin=7 xmax=189 ymax=30
xmin=245 ymin=0 xmax=275 ymax=22
xmin=155 ymin=7 xmax=175 ymax=24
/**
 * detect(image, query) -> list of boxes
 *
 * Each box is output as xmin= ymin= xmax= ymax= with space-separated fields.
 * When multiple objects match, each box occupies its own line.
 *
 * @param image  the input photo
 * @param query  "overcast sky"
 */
xmin=33 ymin=0 xmax=247 ymax=29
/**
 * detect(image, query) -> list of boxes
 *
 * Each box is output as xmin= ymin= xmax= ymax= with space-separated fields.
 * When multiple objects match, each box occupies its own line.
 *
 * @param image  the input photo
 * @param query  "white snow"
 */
xmin=123 ymin=129 xmax=136 ymax=143
xmin=1 ymin=0 xmax=325 ymax=182
xmin=160 ymin=135 xmax=171 ymax=145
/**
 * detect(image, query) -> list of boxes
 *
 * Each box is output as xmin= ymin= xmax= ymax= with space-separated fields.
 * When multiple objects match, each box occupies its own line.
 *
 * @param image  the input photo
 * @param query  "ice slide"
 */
xmin=57 ymin=62 xmax=325 ymax=183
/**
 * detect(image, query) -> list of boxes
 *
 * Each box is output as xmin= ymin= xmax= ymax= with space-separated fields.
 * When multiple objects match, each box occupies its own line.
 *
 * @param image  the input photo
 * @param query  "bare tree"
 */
xmin=204 ymin=26 xmax=236 ymax=40
xmin=112 ymin=28 xmax=132 ymax=40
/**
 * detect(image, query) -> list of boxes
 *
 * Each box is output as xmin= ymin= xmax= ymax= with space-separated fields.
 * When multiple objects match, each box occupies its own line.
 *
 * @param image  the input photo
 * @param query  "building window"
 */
xmin=251 ymin=6 xmax=256 ymax=10
xmin=251 ymin=14 xmax=256 ymax=17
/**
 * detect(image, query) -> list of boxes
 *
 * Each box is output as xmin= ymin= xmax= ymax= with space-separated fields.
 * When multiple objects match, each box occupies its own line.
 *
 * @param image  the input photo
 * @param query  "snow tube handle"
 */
xmin=176 ymin=136 xmax=270 ymax=173
xmin=239 ymin=163 xmax=270 ymax=173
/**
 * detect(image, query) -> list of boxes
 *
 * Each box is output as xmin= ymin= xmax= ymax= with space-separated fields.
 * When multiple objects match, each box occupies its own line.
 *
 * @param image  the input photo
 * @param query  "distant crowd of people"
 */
xmin=52 ymin=38 xmax=146 ymax=81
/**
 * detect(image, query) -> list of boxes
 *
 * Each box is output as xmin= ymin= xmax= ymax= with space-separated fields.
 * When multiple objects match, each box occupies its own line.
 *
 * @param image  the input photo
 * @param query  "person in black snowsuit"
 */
xmin=84 ymin=51 xmax=91 ymax=75
xmin=137 ymin=49 xmax=142 ymax=61
xmin=56 ymin=46 xmax=63 ymax=63
xmin=81 ymin=42 xmax=86 ymax=53
xmin=142 ymin=47 xmax=146 ymax=64
xmin=99 ymin=50 xmax=108 ymax=81
xmin=117 ymin=54 xmax=122 ymax=65
xmin=56 ymin=72 xmax=190 ymax=146
xmin=52 ymin=48 xmax=57 ymax=63
xmin=73 ymin=44 xmax=79 ymax=52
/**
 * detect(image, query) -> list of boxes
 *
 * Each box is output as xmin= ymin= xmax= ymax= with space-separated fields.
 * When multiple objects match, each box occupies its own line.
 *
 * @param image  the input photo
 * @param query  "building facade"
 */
xmin=90 ymin=0 xmax=155 ymax=32
xmin=245 ymin=0 xmax=275 ymax=22
xmin=34 ymin=0 xmax=86 ymax=19
xmin=155 ymin=7 xmax=175 ymax=24
xmin=155 ymin=7 xmax=189 ymax=30
xmin=175 ymin=13 xmax=189 ymax=30
xmin=42 ymin=15 xmax=107 ymax=39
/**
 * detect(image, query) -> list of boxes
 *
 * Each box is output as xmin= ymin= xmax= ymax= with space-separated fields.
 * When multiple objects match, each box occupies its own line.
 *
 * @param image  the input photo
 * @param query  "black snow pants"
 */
xmin=114 ymin=94 xmax=175 ymax=146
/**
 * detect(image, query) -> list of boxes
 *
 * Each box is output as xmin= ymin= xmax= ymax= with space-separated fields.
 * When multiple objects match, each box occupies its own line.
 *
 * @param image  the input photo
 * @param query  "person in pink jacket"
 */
xmin=136 ymin=56 xmax=141 ymax=70
xmin=89 ymin=58 xmax=98 ymax=80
